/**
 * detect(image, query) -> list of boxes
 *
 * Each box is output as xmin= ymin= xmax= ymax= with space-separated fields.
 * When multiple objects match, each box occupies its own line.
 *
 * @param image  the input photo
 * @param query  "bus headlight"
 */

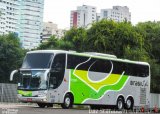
xmin=38 ymin=91 xmax=47 ymax=97
xmin=42 ymin=98 xmax=47 ymax=101
xmin=38 ymin=94 xmax=46 ymax=97
xmin=17 ymin=94 xmax=22 ymax=97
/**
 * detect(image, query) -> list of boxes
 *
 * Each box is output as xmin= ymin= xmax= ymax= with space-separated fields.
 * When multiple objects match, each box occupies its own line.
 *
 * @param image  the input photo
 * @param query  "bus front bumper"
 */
xmin=17 ymin=95 xmax=48 ymax=103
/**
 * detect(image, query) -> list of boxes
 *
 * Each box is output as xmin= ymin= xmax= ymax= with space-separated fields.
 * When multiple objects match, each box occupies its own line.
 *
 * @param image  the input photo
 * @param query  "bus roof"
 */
xmin=27 ymin=50 xmax=149 ymax=66
xmin=27 ymin=50 xmax=68 ymax=54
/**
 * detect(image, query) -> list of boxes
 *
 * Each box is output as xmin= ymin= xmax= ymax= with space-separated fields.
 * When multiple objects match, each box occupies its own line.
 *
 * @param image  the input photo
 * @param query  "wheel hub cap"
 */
xmin=127 ymin=100 xmax=131 ymax=108
xmin=118 ymin=101 xmax=122 ymax=109
xmin=65 ymin=97 xmax=70 ymax=107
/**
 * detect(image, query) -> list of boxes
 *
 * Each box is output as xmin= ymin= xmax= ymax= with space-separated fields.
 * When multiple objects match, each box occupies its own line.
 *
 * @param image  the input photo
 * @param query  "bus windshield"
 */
xmin=18 ymin=70 xmax=47 ymax=90
xmin=22 ymin=53 xmax=54 ymax=69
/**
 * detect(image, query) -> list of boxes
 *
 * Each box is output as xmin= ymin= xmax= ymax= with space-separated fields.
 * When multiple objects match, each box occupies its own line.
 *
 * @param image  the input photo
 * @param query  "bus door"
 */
xmin=48 ymin=54 xmax=66 ymax=103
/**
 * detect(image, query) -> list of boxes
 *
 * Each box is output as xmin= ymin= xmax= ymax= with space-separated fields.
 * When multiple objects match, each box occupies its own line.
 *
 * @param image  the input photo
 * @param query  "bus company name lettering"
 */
xmin=130 ymin=80 xmax=148 ymax=87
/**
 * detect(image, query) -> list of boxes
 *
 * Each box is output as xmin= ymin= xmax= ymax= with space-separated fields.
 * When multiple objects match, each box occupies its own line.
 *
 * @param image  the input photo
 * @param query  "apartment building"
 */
xmin=0 ymin=0 xmax=44 ymax=49
xmin=100 ymin=6 xmax=131 ymax=22
xmin=70 ymin=5 xmax=97 ymax=28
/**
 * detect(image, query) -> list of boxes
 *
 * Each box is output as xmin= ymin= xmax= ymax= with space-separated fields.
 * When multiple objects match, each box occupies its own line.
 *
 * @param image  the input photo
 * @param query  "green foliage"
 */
xmin=85 ymin=20 xmax=148 ymax=60
xmin=63 ymin=27 xmax=87 ymax=51
xmin=135 ymin=21 xmax=160 ymax=93
xmin=38 ymin=35 xmax=58 ymax=49
xmin=85 ymin=20 xmax=117 ymax=53
xmin=149 ymin=60 xmax=160 ymax=93
xmin=0 ymin=33 xmax=25 ymax=83
xmin=136 ymin=22 xmax=160 ymax=61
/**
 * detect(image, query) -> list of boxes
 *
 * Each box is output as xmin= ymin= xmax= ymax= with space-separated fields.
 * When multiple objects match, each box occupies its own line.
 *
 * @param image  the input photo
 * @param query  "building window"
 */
xmin=104 ymin=11 xmax=108 ymax=17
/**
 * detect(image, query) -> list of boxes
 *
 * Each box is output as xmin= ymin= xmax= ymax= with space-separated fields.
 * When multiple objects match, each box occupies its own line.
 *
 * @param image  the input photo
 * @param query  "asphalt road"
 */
xmin=0 ymin=104 xmax=88 ymax=114
xmin=0 ymin=104 xmax=156 ymax=114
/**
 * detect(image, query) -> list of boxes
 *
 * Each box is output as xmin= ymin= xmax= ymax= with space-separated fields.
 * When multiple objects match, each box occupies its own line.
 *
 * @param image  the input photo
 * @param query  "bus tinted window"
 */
xmin=67 ymin=55 xmax=112 ymax=73
xmin=89 ymin=58 xmax=112 ymax=73
xmin=67 ymin=54 xmax=89 ymax=70
xmin=22 ymin=53 xmax=53 ymax=69
xmin=49 ymin=54 xmax=66 ymax=89
xmin=67 ymin=54 xmax=149 ymax=77
xmin=125 ymin=63 xmax=149 ymax=77
xmin=112 ymin=61 xmax=125 ymax=74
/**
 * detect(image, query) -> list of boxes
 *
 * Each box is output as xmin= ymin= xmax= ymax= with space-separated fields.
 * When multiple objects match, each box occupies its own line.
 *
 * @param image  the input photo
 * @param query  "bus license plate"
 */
xmin=27 ymin=98 xmax=32 ymax=102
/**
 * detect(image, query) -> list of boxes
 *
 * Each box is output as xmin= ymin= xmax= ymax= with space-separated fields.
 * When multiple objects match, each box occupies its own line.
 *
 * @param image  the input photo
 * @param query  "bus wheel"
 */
xmin=37 ymin=103 xmax=46 ymax=108
xmin=126 ymin=97 xmax=134 ymax=110
xmin=116 ymin=97 xmax=124 ymax=110
xmin=61 ymin=94 xmax=73 ymax=109
xmin=47 ymin=103 xmax=53 ymax=108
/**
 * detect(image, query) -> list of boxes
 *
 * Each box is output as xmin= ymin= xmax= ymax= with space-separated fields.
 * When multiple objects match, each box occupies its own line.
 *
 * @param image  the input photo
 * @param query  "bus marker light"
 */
xmin=64 ymin=78 xmax=67 ymax=82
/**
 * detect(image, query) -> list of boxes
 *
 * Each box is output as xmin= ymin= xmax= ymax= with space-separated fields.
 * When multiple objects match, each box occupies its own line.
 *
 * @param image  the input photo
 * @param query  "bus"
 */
xmin=10 ymin=50 xmax=150 ymax=110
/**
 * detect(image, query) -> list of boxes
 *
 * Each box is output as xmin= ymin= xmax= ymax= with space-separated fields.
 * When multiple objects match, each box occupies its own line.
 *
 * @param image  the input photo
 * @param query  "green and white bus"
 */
xmin=10 ymin=50 xmax=150 ymax=110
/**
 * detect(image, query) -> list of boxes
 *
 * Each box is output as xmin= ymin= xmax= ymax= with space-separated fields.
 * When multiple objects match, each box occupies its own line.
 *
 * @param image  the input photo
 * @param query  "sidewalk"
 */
xmin=0 ymin=102 xmax=37 ymax=108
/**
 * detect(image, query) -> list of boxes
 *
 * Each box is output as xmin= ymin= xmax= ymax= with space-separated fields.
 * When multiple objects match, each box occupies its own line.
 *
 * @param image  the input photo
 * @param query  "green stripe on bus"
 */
xmin=18 ymin=90 xmax=32 ymax=97
xmin=70 ymin=69 xmax=128 ymax=103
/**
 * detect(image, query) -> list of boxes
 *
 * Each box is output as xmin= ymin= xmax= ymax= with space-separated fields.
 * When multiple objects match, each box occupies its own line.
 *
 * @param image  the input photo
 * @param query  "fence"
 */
xmin=0 ymin=83 xmax=18 ymax=103
xmin=150 ymin=93 xmax=160 ymax=108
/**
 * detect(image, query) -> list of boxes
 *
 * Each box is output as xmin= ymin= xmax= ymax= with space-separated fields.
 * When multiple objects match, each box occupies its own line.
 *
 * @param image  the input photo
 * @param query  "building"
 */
xmin=42 ymin=22 xmax=66 ymax=42
xmin=43 ymin=22 xmax=58 ymax=36
xmin=100 ymin=6 xmax=131 ymax=22
xmin=18 ymin=0 xmax=44 ymax=49
xmin=42 ymin=22 xmax=58 ymax=42
xmin=0 ymin=0 xmax=20 ymax=35
xmin=70 ymin=5 xmax=97 ymax=28
xmin=0 ymin=0 xmax=44 ymax=49
xmin=96 ymin=13 xmax=101 ymax=22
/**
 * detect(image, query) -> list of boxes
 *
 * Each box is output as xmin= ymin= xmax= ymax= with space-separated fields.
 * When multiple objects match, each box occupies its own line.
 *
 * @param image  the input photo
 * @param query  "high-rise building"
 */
xmin=0 ymin=0 xmax=44 ymax=49
xmin=70 ymin=5 xmax=97 ymax=28
xmin=100 ymin=6 xmax=131 ymax=22
xmin=18 ymin=0 xmax=44 ymax=49
xmin=0 ymin=0 xmax=19 ymax=35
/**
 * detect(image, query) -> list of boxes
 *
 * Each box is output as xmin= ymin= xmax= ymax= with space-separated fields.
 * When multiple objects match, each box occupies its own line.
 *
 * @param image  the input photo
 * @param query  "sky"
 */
xmin=43 ymin=0 xmax=160 ymax=29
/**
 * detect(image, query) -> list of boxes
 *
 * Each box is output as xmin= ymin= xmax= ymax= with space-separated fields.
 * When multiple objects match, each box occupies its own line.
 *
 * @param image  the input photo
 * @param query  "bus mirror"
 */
xmin=10 ymin=70 xmax=18 ymax=81
xmin=44 ymin=69 xmax=50 ymax=81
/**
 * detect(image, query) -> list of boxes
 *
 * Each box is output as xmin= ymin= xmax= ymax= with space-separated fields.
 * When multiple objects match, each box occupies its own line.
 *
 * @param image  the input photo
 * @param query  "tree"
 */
xmin=0 ymin=33 xmax=25 ymax=83
xmin=38 ymin=35 xmax=58 ymax=49
xmin=38 ymin=27 xmax=87 ymax=52
xmin=136 ymin=21 xmax=160 ymax=61
xmin=85 ymin=20 xmax=117 ymax=53
xmin=85 ymin=19 xmax=149 ymax=61
xmin=38 ymin=20 xmax=149 ymax=61
xmin=63 ymin=27 xmax=87 ymax=52
xmin=136 ymin=21 xmax=160 ymax=93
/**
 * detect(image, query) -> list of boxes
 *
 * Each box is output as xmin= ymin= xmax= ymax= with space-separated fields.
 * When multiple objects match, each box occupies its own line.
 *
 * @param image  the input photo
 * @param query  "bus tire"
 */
xmin=116 ymin=97 xmax=124 ymax=110
xmin=61 ymin=94 xmax=73 ymax=109
xmin=37 ymin=103 xmax=46 ymax=108
xmin=47 ymin=103 xmax=53 ymax=108
xmin=126 ymin=97 xmax=134 ymax=110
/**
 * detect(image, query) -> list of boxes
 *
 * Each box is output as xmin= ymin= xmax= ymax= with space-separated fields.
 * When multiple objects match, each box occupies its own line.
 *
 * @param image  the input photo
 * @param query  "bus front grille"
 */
xmin=140 ymin=88 xmax=146 ymax=104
